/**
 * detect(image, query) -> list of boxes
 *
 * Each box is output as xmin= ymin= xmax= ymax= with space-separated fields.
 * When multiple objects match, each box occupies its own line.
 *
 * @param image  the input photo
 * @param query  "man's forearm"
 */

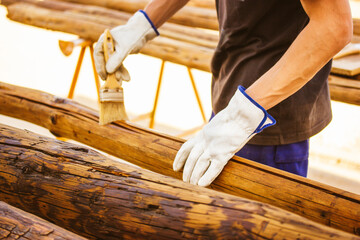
xmin=246 ymin=0 xmax=352 ymax=110
xmin=144 ymin=0 xmax=189 ymax=28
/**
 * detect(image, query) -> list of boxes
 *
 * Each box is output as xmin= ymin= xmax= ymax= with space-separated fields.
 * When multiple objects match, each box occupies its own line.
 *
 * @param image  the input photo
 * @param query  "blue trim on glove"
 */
xmin=139 ymin=10 xmax=160 ymax=36
xmin=237 ymin=86 xmax=276 ymax=133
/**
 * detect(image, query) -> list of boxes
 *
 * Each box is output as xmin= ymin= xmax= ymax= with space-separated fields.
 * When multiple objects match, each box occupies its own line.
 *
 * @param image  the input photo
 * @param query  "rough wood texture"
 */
xmin=52 ymin=0 xmax=219 ymax=30
xmin=0 ymin=82 xmax=360 ymax=236
xmin=0 ymin=124 xmax=359 ymax=240
xmin=1 ymin=0 xmax=219 ymax=48
xmin=0 ymin=201 xmax=87 ymax=239
xmin=4 ymin=1 xmax=213 ymax=72
xmin=188 ymin=0 xmax=216 ymax=9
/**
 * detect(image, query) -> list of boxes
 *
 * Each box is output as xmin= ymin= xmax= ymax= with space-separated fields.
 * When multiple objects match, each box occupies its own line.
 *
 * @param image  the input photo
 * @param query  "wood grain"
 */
xmin=4 ymin=1 xmax=213 ymax=72
xmin=0 ymin=81 xmax=360 ymax=236
xmin=3 ymin=0 xmax=360 ymax=106
xmin=52 ymin=0 xmax=219 ymax=30
xmin=0 ymin=201 xmax=87 ymax=239
xmin=0 ymin=124 xmax=359 ymax=240
xmin=328 ymin=75 xmax=360 ymax=105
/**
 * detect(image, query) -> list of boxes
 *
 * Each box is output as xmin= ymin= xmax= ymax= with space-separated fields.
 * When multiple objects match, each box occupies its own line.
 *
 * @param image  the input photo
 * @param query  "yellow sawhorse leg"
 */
xmin=56 ymin=38 xmax=100 ymax=141
xmin=58 ymin=38 xmax=100 ymax=102
xmin=132 ymin=60 xmax=207 ymax=137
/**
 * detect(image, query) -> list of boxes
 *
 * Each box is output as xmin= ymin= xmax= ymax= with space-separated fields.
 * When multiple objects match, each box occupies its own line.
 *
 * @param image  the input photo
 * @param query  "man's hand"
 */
xmin=93 ymin=10 xmax=159 ymax=81
xmin=173 ymin=86 xmax=276 ymax=187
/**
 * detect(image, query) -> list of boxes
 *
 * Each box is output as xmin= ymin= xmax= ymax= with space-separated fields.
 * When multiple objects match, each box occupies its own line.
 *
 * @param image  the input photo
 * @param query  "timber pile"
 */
xmin=2 ymin=0 xmax=360 ymax=105
xmin=53 ymin=0 xmax=219 ymax=30
xmin=0 ymin=123 xmax=359 ymax=239
xmin=1 ymin=81 xmax=360 ymax=237
xmin=0 ymin=201 xmax=86 ymax=239
xmin=2 ymin=0 xmax=216 ymax=72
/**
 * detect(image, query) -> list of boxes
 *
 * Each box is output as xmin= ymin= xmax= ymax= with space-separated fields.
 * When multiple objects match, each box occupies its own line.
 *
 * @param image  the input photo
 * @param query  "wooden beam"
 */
xmin=0 ymin=201 xmax=87 ymax=239
xmin=0 ymin=123 xmax=359 ymax=240
xmin=1 ymin=0 xmax=218 ymax=30
xmin=53 ymin=0 xmax=219 ymax=30
xmin=329 ymin=75 xmax=360 ymax=105
xmin=0 ymin=82 xmax=360 ymax=236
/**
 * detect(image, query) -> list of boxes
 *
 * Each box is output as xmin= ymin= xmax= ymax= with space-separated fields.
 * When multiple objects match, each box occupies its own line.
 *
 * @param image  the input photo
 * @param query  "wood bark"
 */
xmin=0 ymin=82 xmax=360 ymax=236
xmin=0 ymin=124 xmax=359 ymax=240
xmin=4 ymin=2 xmax=213 ymax=72
xmin=0 ymin=201 xmax=87 ymax=239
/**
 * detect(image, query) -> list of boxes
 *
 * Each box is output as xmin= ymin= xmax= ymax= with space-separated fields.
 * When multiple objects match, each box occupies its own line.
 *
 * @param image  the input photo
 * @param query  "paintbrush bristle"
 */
xmin=99 ymin=102 xmax=128 ymax=125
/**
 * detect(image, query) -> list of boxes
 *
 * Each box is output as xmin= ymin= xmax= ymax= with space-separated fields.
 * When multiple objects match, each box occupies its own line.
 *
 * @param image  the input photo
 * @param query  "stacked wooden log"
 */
xmin=1 ymin=81 xmax=360 ymax=238
xmin=0 ymin=201 xmax=86 ymax=239
xmin=2 ymin=0 xmax=360 ymax=105
xmin=1 ymin=123 xmax=359 ymax=239
xmin=1 ymin=0 xmax=217 ymax=72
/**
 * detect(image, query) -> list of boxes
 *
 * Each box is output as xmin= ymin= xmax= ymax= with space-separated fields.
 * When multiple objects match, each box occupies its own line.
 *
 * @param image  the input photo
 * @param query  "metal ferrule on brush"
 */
xmin=100 ymin=88 xmax=124 ymax=102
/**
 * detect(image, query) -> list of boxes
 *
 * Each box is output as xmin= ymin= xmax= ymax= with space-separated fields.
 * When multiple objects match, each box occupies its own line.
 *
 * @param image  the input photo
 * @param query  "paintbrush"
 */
xmin=99 ymin=29 xmax=129 ymax=125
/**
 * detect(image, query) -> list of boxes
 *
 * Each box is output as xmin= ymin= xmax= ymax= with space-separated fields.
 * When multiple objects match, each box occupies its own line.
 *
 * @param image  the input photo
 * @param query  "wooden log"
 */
xmin=5 ymin=0 xmax=360 ymax=106
xmin=188 ymin=0 xmax=216 ymax=9
xmin=329 ymin=74 xmax=360 ymax=105
xmin=1 ymin=0 xmax=219 ymax=48
xmin=0 ymin=82 xmax=360 ymax=236
xmin=0 ymin=201 xmax=87 ymax=239
xmin=4 ymin=2 xmax=213 ymax=72
xmin=0 ymin=124 xmax=359 ymax=240
xmin=51 ymin=0 xmax=219 ymax=30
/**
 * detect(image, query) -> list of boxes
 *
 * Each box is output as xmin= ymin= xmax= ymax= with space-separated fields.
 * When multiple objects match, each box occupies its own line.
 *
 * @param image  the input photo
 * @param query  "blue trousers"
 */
xmin=209 ymin=112 xmax=309 ymax=177
xmin=235 ymin=139 xmax=309 ymax=177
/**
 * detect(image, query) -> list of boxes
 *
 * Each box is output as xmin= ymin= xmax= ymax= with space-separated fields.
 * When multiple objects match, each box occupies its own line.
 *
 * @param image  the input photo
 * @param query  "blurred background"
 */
xmin=0 ymin=2 xmax=359 ymax=194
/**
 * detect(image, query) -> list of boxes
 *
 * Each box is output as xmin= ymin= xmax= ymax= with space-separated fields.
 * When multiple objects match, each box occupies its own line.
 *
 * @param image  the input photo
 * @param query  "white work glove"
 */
xmin=94 ymin=10 xmax=159 ymax=81
xmin=173 ymin=86 xmax=276 ymax=187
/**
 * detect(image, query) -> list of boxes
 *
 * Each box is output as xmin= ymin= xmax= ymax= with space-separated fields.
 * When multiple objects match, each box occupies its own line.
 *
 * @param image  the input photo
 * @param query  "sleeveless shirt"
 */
xmin=211 ymin=0 xmax=332 ymax=145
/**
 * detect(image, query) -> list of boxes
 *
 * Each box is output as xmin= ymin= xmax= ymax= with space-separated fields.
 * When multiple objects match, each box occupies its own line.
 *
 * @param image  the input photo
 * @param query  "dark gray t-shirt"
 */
xmin=211 ymin=0 xmax=332 ymax=145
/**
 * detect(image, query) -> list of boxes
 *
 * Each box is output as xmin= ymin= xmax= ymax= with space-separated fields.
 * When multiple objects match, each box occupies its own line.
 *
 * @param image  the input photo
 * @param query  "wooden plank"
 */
xmin=332 ymin=54 xmax=360 ymax=76
xmin=0 ymin=201 xmax=87 ymax=239
xmin=329 ymin=75 xmax=360 ymax=105
xmin=0 ymin=123 xmax=359 ymax=240
xmin=0 ymin=81 xmax=360 ymax=236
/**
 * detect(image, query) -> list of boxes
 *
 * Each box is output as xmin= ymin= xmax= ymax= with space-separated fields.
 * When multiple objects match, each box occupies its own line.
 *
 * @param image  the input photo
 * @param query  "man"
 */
xmin=94 ymin=0 xmax=352 ymax=187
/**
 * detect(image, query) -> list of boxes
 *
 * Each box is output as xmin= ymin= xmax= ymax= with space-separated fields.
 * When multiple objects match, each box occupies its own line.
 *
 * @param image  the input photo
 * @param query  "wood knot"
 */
xmin=50 ymin=115 xmax=57 ymax=125
xmin=22 ymin=166 xmax=31 ymax=174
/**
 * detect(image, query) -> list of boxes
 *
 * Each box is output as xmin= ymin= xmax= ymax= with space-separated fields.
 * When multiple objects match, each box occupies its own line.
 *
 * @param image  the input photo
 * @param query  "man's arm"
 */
xmin=246 ymin=0 xmax=353 ymax=110
xmin=145 ymin=0 xmax=189 ymax=28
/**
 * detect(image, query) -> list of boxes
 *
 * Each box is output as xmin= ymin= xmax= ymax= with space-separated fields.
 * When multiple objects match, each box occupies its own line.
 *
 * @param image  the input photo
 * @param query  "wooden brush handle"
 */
xmin=103 ymin=29 xmax=115 ymax=62
xmin=102 ymin=29 xmax=121 ymax=89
